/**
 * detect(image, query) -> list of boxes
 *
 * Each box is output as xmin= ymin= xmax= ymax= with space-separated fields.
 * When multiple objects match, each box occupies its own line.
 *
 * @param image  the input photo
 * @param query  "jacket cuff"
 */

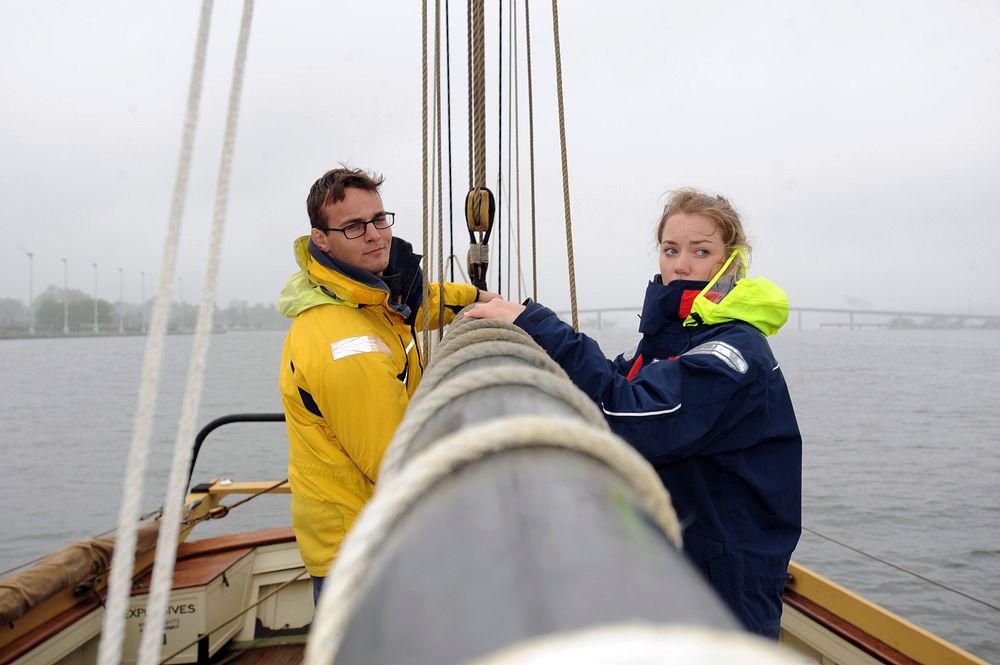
xmin=513 ymin=302 xmax=556 ymax=332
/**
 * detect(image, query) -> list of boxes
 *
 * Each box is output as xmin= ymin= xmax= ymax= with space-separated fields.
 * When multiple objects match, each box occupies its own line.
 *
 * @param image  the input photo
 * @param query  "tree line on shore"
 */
xmin=0 ymin=286 xmax=287 ymax=335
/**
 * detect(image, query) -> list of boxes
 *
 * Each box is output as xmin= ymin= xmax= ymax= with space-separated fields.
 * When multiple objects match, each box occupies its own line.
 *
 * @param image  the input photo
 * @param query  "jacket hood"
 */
xmin=640 ymin=269 xmax=789 ymax=337
xmin=277 ymin=236 xmax=425 ymax=320
xmin=682 ymin=250 xmax=789 ymax=336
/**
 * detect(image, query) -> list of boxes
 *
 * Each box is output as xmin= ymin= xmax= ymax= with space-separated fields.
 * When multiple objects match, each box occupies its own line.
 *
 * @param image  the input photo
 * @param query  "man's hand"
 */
xmin=466 ymin=297 xmax=526 ymax=323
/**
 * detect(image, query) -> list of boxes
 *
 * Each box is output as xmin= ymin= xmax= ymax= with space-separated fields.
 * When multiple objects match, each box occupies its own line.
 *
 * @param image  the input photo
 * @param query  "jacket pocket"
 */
xmin=683 ymin=532 xmax=739 ymax=618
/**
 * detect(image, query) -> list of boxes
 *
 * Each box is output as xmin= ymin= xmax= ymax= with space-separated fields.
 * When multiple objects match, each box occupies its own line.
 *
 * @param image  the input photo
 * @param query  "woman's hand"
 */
xmin=466 ymin=297 xmax=526 ymax=323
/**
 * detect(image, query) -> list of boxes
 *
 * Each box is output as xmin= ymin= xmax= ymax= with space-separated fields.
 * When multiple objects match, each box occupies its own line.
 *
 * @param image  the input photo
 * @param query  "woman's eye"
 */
xmin=696 ymin=249 xmax=711 ymax=257
xmin=663 ymin=247 xmax=678 ymax=256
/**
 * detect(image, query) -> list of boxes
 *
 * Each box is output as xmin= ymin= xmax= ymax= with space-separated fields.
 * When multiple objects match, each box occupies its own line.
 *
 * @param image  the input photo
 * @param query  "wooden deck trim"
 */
xmin=785 ymin=561 xmax=989 ymax=665
xmin=174 ymin=527 xmax=296 ymax=559
xmin=783 ymin=588 xmax=919 ymax=665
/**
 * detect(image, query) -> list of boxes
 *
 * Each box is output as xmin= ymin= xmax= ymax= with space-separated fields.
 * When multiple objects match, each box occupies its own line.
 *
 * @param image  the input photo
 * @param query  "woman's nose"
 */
xmin=673 ymin=254 xmax=690 ymax=274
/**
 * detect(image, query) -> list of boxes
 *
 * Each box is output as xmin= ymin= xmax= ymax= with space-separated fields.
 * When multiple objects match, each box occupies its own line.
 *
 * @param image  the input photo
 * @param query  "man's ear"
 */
xmin=311 ymin=227 xmax=330 ymax=253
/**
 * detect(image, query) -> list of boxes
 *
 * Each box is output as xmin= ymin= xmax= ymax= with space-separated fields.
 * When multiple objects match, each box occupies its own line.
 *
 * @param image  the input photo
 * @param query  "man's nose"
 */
xmin=363 ymin=221 xmax=381 ymax=240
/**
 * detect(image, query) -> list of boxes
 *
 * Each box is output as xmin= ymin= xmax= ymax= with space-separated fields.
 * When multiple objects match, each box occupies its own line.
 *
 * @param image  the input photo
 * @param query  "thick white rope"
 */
xmin=96 ymin=2 xmax=214 ymax=663
xmin=379 ymin=364 xmax=607 ymax=482
xmin=411 ymin=338 xmax=567 ymax=401
xmin=136 ymin=3 xmax=254 ymax=664
xmin=305 ymin=415 xmax=682 ymax=665
xmin=466 ymin=623 xmax=804 ymax=665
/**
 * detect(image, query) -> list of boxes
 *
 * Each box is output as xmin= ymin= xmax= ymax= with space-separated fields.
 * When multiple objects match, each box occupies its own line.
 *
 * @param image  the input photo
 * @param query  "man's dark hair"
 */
xmin=306 ymin=167 xmax=385 ymax=228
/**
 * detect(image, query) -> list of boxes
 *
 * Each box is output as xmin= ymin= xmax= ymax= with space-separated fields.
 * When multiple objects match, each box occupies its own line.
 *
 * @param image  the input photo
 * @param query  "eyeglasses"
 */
xmin=322 ymin=212 xmax=395 ymax=239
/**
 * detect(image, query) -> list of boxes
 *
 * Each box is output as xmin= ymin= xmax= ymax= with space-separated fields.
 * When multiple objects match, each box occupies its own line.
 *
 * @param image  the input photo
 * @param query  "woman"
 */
xmin=467 ymin=188 xmax=801 ymax=638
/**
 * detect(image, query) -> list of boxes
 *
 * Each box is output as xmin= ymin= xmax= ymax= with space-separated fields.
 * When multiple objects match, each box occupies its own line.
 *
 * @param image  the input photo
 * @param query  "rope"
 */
xmin=472 ymin=0 xmax=486 ymax=186
xmin=506 ymin=0 xmax=513 ymax=297
xmin=465 ymin=623 xmax=803 ymax=665
xmin=421 ymin=0 xmax=432 ymax=363
xmin=549 ymin=0 xmax=579 ymax=331
xmin=496 ymin=0 xmax=503 ymax=295
xmin=183 ymin=479 xmax=289 ymax=528
xmin=379 ymin=365 xmax=609 ymax=483
xmin=802 ymin=526 xmax=1000 ymax=613
xmin=512 ymin=0 xmax=524 ymax=302
xmin=305 ymin=416 xmax=683 ymax=665
xmin=96 ymin=3 xmax=214 ymax=663
xmin=466 ymin=0 xmax=473 ymax=190
xmin=435 ymin=319 xmax=541 ymax=358
xmin=411 ymin=338 xmax=568 ymax=402
xmin=435 ymin=0 xmax=446 ymax=342
xmin=445 ymin=0 xmax=455 ymax=282
xmin=137 ymin=3 xmax=254 ymax=663
xmin=523 ymin=0 xmax=538 ymax=302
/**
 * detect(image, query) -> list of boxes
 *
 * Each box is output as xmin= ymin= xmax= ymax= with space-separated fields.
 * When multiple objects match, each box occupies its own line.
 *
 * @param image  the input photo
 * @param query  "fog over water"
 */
xmin=1 ymin=327 xmax=998 ymax=661
xmin=2 ymin=1 xmax=1000 ymax=317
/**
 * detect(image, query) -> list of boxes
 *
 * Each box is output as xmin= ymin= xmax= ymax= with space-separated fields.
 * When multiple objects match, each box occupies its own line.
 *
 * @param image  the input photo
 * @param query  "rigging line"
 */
xmin=496 ymin=0 xmax=503 ymax=295
xmin=549 ymin=0 xmax=579 ymax=331
xmin=506 ymin=0 xmax=513 ymax=297
xmin=137 ymin=2 xmax=255 ymax=664
xmin=96 ymin=2 xmax=215 ymax=664
xmin=422 ymin=0 xmax=432 ymax=363
xmin=472 ymin=0 xmax=486 ymax=186
xmin=466 ymin=0 xmax=473 ymax=190
xmin=183 ymin=480 xmax=289 ymax=528
xmin=158 ymin=568 xmax=310 ymax=665
xmin=802 ymin=526 xmax=1000 ymax=614
xmin=512 ymin=0 xmax=524 ymax=302
xmin=435 ymin=0 xmax=446 ymax=341
xmin=445 ymin=0 xmax=455 ymax=282
xmin=523 ymin=0 xmax=538 ymax=302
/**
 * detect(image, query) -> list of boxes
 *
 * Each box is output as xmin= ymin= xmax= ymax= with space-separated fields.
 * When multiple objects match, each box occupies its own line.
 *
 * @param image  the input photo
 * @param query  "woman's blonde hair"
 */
xmin=656 ymin=188 xmax=751 ymax=257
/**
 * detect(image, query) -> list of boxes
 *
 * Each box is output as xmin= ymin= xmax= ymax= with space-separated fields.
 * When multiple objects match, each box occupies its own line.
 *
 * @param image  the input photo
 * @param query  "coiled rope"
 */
xmin=304 ymin=416 xmax=682 ymax=665
xmin=380 ymin=364 xmax=605 ymax=481
xmin=411 ymin=338 xmax=567 ymax=401
xmin=96 ymin=2 xmax=215 ymax=662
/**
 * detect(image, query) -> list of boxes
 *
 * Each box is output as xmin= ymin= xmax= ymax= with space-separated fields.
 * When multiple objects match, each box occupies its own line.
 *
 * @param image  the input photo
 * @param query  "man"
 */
xmin=278 ymin=167 xmax=496 ymax=602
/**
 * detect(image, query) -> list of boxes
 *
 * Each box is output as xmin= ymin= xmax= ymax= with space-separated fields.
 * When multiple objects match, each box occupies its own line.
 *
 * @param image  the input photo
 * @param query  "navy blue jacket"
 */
xmin=514 ymin=278 xmax=802 ymax=637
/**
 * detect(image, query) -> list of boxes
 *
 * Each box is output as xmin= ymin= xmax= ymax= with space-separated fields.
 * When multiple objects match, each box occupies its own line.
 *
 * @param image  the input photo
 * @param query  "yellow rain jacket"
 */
xmin=278 ymin=235 xmax=477 ymax=576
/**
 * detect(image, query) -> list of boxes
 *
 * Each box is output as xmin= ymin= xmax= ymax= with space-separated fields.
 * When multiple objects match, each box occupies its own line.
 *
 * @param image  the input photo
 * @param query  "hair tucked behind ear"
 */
xmin=657 ymin=188 xmax=751 ymax=258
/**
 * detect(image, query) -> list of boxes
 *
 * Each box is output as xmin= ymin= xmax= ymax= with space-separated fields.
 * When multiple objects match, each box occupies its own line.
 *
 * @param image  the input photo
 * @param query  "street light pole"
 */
xmin=140 ymin=270 xmax=146 ymax=334
xmin=118 ymin=267 xmax=125 ymax=333
xmin=92 ymin=263 xmax=99 ymax=333
xmin=26 ymin=252 xmax=34 ymax=335
xmin=179 ymin=276 xmax=184 ymax=333
xmin=62 ymin=258 xmax=69 ymax=335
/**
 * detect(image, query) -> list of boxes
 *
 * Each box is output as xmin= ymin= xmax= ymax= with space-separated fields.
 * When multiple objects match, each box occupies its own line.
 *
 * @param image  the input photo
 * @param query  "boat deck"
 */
xmin=221 ymin=644 xmax=305 ymax=664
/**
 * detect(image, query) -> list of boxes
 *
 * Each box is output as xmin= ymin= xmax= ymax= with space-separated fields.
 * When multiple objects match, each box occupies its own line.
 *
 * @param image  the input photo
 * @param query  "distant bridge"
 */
xmin=555 ymin=305 xmax=1000 ymax=331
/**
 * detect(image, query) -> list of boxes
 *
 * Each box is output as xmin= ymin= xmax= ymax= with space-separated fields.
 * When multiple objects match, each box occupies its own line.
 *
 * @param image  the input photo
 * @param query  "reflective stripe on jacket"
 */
xmin=279 ymin=236 xmax=477 ymax=576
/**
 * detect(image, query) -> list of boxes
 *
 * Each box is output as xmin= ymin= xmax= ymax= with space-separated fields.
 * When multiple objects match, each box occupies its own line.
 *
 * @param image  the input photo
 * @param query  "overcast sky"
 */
xmin=2 ymin=1 xmax=999 ymax=317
